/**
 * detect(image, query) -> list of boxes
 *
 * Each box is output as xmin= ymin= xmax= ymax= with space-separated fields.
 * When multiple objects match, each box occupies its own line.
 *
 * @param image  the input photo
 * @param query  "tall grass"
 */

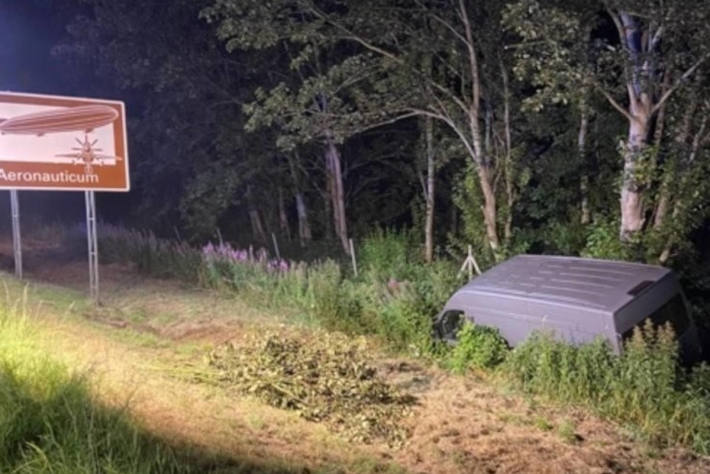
xmin=0 ymin=300 xmax=191 ymax=473
xmin=98 ymin=226 xmax=460 ymax=353
xmin=503 ymin=321 xmax=710 ymax=453
xmin=98 ymin=224 xmax=203 ymax=282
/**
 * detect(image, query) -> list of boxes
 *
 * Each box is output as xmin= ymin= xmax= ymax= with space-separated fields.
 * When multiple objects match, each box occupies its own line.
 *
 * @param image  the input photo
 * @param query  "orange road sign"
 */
xmin=0 ymin=92 xmax=129 ymax=191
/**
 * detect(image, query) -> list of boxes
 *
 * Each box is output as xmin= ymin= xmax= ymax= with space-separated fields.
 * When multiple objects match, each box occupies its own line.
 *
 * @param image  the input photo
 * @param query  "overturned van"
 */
xmin=434 ymin=255 xmax=702 ymax=358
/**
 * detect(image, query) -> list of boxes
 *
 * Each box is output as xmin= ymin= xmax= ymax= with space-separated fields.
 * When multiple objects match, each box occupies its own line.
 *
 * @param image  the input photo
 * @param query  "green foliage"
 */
xmin=581 ymin=218 xmax=629 ymax=260
xmin=450 ymin=164 xmax=498 ymax=268
xmin=359 ymin=229 xmax=415 ymax=281
xmin=446 ymin=323 xmax=509 ymax=374
xmin=503 ymin=322 xmax=710 ymax=453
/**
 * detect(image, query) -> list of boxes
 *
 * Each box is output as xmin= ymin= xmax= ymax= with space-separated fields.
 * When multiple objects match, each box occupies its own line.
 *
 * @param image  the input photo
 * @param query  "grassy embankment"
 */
xmin=0 ymin=286 xmax=365 ymax=474
xmin=96 ymin=224 xmax=710 ymax=455
xmin=0 ymin=292 xmax=197 ymax=473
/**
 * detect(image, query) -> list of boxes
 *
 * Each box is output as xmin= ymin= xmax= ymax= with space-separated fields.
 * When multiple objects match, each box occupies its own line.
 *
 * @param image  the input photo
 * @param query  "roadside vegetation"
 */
xmin=92 ymin=224 xmax=710 ymax=456
xmin=0 ymin=299 xmax=193 ymax=473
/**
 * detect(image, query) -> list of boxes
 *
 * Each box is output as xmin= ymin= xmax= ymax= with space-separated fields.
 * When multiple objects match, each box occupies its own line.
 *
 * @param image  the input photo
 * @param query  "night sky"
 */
xmin=0 ymin=0 xmax=127 ymax=228
xmin=0 ymin=0 xmax=77 ymax=94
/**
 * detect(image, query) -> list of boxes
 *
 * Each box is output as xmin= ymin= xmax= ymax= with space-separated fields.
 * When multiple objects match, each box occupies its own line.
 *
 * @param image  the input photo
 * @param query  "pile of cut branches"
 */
xmin=207 ymin=331 xmax=415 ymax=446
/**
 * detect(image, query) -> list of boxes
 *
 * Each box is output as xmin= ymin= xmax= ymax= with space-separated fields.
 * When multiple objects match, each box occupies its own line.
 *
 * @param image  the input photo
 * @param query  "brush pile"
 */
xmin=207 ymin=330 xmax=415 ymax=446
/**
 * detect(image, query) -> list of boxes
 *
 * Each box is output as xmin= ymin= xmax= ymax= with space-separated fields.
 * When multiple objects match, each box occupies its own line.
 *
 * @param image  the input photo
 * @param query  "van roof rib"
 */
xmin=459 ymin=255 xmax=670 ymax=312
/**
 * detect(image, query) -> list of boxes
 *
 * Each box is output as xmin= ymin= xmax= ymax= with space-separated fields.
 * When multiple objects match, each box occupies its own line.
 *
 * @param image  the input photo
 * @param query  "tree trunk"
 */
xmin=423 ymin=116 xmax=435 ymax=263
xmin=246 ymin=186 xmax=267 ymax=243
xmin=325 ymin=135 xmax=349 ymax=254
xmin=578 ymin=102 xmax=591 ymax=225
xmin=286 ymin=152 xmax=312 ymax=246
xmin=477 ymin=164 xmax=500 ymax=253
xmin=619 ymin=102 xmax=652 ymax=242
xmin=295 ymin=193 xmax=312 ymax=245
xmin=501 ymin=60 xmax=514 ymax=242
xmin=248 ymin=209 xmax=267 ymax=243
xmin=278 ymin=189 xmax=291 ymax=241
xmin=324 ymin=167 xmax=333 ymax=240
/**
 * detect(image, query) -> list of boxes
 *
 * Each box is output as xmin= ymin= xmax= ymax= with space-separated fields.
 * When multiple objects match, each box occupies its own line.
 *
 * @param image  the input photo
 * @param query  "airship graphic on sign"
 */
xmin=0 ymin=92 xmax=129 ymax=191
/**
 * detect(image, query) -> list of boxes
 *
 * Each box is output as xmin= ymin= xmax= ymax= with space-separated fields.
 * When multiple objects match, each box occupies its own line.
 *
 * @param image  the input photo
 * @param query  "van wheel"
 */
xmin=434 ymin=310 xmax=464 ymax=344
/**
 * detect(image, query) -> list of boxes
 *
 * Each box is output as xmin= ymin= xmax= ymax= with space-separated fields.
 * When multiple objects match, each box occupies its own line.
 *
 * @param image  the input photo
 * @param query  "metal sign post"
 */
xmin=85 ymin=191 xmax=99 ymax=302
xmin=9 ymin=190 xmax=22 ymax=279
xmin=0 ymin=92 xmax=129 ymax=301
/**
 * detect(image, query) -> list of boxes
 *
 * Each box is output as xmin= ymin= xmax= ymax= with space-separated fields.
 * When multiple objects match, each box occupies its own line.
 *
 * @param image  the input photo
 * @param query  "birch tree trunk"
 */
xmin=618 ymin=13 xmax=653 ymax=241
xmin=578 ymin=102 xmax=590 ymax=225
xmin=278 ymin=188 xmax=291 ymax=241
xmin=620 ymin=109 xmax=652 ymax=241
xmin=501 ymin=61 xmax=514 ymax=242
xmin=461 ymin=0 xmax=500 ymax=256
xmin=246 ymin=186 xmax=267 ymax=243
xmin=325 ymin=134 xmax=349 ymax=254
xmin=423 ymin=116 xmax=436 ymax=263
xmin=287 ymin=152 xmax=311 ymax=246
xmin=295 ymin=193 xmax=312 ymax=245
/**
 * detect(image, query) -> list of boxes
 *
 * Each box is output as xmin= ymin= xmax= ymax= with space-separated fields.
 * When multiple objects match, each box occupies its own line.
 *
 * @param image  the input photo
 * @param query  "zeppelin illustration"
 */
xmin=0 ymin=104 xmax=122 ymax=174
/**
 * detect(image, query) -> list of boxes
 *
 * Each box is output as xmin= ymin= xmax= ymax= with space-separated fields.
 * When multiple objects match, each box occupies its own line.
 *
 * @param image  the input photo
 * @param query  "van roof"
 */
xmin=458 ymin=255 xmax=671 ymax=312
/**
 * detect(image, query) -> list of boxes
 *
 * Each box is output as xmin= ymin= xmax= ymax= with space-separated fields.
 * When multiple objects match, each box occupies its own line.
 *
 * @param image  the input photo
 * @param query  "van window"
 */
xmin=622 ymin=294 xmax=690 ymax=340
xmin=437 ymin=310 xmax=466 ymax=340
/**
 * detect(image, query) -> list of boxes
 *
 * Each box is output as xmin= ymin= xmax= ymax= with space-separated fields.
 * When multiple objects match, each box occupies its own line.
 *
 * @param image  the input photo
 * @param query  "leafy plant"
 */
xmin=446 ymin=322 xmax=509 ymax=373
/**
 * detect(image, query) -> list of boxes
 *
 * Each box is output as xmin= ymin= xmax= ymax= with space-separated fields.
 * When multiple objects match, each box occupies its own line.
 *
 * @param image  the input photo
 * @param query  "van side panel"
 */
xmin=613 ymin=273 xmax=680 ymax=336
xmin=444 ymin=292 xmax=612 ymax=349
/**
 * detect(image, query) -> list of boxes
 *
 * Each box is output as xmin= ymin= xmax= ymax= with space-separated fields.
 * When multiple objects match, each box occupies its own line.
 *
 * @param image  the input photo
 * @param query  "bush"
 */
xmin=446 ymin=322 xmax=509 ymax=373
xmin=359 ymin=229 xmax=417 ymax=282
xmin=502 ymin=321 xmax=710 ymax=453
xmin=374 ymin=291 xmax=434 ymax=355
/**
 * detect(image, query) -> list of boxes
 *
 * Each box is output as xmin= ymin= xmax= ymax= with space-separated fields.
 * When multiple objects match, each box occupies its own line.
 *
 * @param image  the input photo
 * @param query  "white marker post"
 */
xmin=349 ymin=238 xmax=358 ymax=277
xmin=9 ymin=190 xmax=22 ymax=279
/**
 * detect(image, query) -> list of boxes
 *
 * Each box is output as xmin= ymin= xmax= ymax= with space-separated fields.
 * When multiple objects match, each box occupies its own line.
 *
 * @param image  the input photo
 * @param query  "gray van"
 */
xmin=434 ymin=255 xmax=702 ymax=357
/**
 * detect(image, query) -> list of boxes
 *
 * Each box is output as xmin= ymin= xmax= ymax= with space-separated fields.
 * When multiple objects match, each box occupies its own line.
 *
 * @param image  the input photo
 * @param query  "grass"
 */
xmin=53 ymin=224 xmax=710 ymax=456
xmin=502 ymin=323 xmax=710 ymax=453
xmin=0 ymin=299 xmax=191 ymax=473
xmin=0 ymin=290 xmax=341 ymax=474
xmin=0 ymin=276 xmax=415 ymax=474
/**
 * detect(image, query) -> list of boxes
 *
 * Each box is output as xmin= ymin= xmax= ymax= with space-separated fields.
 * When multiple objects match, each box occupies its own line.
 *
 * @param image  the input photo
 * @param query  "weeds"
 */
xmin=503 ymin=322 xmax=710 ymax=454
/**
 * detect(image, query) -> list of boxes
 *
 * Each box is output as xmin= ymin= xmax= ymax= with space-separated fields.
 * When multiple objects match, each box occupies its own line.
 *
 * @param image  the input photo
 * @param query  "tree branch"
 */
xmin=652 ymin=52 xmax=710 ymax=114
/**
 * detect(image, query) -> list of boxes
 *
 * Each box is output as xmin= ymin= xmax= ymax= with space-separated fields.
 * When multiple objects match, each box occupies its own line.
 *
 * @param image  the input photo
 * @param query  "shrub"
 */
xmin=359 ymin=229 xmax=416 ymax=281
xmin=446 ymin=322 xmax=509 ymax=373
xmin=502 ymin=322 xmax=710 ymax=453
xmin=375 ymin=291 xmax=434 ymax=355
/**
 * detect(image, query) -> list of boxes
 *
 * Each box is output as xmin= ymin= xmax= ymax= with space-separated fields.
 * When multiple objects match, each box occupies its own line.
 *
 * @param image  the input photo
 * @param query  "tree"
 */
xmin=505 ymin=0 xmax=710 ymax=245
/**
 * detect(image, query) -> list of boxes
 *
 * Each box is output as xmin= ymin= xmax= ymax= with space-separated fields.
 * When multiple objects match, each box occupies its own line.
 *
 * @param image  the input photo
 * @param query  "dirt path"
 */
xmin=2 ymin=256 xmax=709 ymax=473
